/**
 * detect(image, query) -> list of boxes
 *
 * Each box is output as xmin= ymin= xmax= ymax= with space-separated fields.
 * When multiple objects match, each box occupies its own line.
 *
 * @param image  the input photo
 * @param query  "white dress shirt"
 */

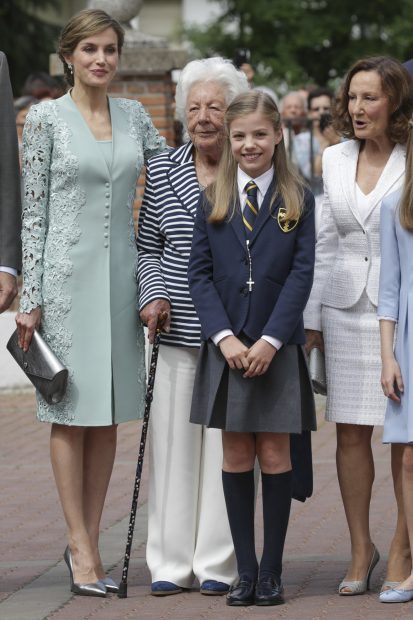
xmin=0 ymin=266 xmax=17 ymax=276
xmin=355 ymin=184 xmax=373 ymax=223
xmin=212 ymin=165 xmax=283 ymax=351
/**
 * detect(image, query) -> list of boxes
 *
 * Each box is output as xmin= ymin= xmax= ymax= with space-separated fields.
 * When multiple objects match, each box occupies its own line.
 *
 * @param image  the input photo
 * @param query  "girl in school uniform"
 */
xmin=188 ymin=90 xmax=317 ymax=607
xmin=378 ymin=125 xmax=413 ymax=604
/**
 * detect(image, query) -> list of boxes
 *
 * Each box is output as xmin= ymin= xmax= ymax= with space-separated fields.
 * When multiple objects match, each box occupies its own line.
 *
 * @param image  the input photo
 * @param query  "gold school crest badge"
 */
xmin=277 ymin=208 xmax=298 ymax=233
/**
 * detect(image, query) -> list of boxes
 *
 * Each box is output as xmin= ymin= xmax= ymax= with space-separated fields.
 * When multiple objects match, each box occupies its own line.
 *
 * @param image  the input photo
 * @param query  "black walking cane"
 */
xmin=118 ymin=313 xmax=167 ymax=598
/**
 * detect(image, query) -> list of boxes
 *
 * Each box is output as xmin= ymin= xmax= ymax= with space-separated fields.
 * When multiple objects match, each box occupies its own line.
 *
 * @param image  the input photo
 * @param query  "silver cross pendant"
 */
xmin=245 ymin=240 xmax=254 ymax=292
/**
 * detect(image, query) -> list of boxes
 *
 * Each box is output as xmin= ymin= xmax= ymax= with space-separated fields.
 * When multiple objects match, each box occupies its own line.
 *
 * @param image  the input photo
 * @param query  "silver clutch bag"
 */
xmin=7 ymin=329 xmax=68 ymax=404
xmin=308 ymin=347 xmax=327 ymax=396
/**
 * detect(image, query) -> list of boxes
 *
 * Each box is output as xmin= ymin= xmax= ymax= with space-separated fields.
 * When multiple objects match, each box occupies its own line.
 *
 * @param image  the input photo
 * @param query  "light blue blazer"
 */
xmin=378 ymin=189 xmax=413 ymax=443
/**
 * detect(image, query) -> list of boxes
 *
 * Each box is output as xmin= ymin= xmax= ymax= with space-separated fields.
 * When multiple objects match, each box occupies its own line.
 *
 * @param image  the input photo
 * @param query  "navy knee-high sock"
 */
xmin=259 ymin=470 xmax=293 ymax=581
xmin=222 ymin=470 xmax=258 ymax=580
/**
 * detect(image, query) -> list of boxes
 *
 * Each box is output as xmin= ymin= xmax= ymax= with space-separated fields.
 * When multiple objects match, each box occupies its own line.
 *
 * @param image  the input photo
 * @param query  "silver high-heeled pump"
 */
xmin=338 ymin=545 xmax=380 ymax=595
xmin=63 ymin=546 xmax=106 ymax=597
xmin=101 ymin=576 xmax=119 ymax=593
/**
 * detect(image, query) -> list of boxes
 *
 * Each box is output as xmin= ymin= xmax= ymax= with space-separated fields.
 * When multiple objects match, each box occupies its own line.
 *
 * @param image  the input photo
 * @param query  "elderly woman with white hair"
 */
xmin=137 ymin=57 xmax=249 ymax=596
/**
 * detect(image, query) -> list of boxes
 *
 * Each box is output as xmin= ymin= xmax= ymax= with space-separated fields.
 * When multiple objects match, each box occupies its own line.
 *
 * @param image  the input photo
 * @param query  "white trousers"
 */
xmin=146 ymin=344 xmax=237 ymax=587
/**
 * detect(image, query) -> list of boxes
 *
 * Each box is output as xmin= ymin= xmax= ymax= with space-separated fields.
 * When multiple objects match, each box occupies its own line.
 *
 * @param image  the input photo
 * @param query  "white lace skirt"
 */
xmin=322 ymin=292 xmax=386 ymax=426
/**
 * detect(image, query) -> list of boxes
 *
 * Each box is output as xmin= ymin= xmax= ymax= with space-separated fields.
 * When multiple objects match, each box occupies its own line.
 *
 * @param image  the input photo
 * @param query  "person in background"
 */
xmin=239 ymin=63 xmax=254 ymax=86
xmin=233 ymin=48 xmax=254 ymax=87
xmin=294 ymin=87 xmax=341 ymax=233
xmin=137 ymin=57 xmax=249 ymax=597
xmin=305 ymin=56 xmax=413 ymax=596
xmin=294 ymin=87 xmax=334 ymax=183
xmin=0 ymin=51 xmax=21 ymax=313
xmin=255 ymin=85 xmax=278 ymax=105
xmin=15 ymin=8 xmax=166 ymax=598
xmin=14 ymin=96 xmax=39 ymax=169
xmin=21 ymin=71 xmax=63 ymax=100
xmin=280 ymin=91 xmax=307 ymax=153
xmin=188 ymin=90 xmax=316 ymax=606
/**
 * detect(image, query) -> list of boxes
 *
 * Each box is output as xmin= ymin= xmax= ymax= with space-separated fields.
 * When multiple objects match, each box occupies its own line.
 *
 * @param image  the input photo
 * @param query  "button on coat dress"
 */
xmin=20 ymin=93 xmax=166 ymax=425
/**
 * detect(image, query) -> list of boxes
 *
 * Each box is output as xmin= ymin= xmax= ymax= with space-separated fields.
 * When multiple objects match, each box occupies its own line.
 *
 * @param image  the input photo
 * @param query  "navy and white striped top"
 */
xmin=137 ymin=141 xmax=202 ymax=347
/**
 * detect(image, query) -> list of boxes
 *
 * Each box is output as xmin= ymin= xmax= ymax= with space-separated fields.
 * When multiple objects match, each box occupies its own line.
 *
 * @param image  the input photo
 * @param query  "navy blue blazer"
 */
xmin=188 ymin=182 xmax=315 ymax=345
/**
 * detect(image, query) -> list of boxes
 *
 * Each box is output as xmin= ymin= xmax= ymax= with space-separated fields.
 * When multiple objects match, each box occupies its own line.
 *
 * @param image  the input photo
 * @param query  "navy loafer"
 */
xmin=200 ymin=580 xmax=230 ymax=595
xmin=226 ymin=577 xmax=256 ymax=606
xmin=255 ymin=576 xmax=284 ymax=606
xmin=151 ymin=581 xmax=183 ymax=596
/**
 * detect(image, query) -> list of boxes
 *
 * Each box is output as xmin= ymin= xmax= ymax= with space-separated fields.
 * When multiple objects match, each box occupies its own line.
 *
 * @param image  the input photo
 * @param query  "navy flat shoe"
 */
xmin=151 ymin=581 xmax=183 ymax=596
xmin=200 ymin=580 xmax=230 ymax=595
xmin=226 ymin=577 xmax=256 ymax=606
xmin=255 ymin=576 xmax=284 ymax=606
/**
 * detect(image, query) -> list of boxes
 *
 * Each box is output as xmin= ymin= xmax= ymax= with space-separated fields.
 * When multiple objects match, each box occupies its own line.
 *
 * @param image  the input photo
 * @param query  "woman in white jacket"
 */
xmin=305 ymin=56 xmax=413 ymax=595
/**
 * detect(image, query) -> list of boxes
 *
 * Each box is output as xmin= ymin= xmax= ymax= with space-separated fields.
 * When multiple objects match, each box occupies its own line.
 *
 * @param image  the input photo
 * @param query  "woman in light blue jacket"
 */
xmin=378 ymin=124 xmax=413 ymax=604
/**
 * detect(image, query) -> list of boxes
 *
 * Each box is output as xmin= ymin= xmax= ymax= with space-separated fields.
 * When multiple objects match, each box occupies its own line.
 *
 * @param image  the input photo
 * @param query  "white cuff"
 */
xmin=212 ymin=329 xmax=234 ymax=346
xmin=262 ymin=335 xmax=283 ymax=351
xmin=378 ymin=316 xmax=397 ymax=323
xmin=0 ymin=266 xmax=17 ymax=277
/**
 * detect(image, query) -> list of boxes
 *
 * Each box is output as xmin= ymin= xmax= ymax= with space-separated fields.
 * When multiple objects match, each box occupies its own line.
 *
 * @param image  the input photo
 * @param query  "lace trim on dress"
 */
xmin=20 ymin=101 xmax=85 ymax=424
xmin=116 ymin=99 xmax=145 ymax=250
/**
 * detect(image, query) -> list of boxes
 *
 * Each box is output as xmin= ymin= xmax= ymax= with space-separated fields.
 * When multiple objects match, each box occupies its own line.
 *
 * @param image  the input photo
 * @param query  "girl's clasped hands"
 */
xmin=219 ymin=335 xmax=277 ymax=377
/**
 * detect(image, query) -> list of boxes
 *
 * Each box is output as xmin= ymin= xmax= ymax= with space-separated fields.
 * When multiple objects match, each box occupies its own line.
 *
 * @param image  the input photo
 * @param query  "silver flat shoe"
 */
xmin=63 ymin=546 xmax=106 ymax=598
xmin=101 ymin=576 xmax=119 ymax=593
xmin=380 ymin=587 xmax=413 ymax=603
xmin=338 ymin=545 xmax=380 ymax=595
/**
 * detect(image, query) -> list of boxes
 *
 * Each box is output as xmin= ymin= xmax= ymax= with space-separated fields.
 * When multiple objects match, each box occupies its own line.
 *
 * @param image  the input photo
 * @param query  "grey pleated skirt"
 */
xmin=190 ymin=337 xmax=316 ymax=433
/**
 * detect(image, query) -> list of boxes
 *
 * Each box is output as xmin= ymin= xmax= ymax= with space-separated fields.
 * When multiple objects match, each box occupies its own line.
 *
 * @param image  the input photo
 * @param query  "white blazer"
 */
xmin=304 ymin=140 xmax=405 ymax=331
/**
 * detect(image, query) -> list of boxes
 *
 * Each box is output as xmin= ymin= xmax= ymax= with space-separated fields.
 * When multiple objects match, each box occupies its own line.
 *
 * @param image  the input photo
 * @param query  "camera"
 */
xmin=233 ymin=48 xmax=251 ymax=69
xmin=319 ymin=113 xmax=333 ymax=132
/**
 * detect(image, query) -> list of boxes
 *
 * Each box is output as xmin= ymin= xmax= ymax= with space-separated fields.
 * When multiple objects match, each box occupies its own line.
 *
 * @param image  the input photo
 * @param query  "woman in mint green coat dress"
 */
xmin=15 ymin=9 xmax=166 ymax=596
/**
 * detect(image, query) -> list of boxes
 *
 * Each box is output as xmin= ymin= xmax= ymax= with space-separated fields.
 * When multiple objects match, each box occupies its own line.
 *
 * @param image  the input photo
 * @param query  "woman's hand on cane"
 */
xmin=140 ymin=299 xmax=171 ymax=344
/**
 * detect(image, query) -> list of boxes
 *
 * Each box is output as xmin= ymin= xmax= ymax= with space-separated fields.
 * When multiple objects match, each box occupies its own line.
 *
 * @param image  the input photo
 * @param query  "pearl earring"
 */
xmin=67 ymin=63 xmax=73 ymax=75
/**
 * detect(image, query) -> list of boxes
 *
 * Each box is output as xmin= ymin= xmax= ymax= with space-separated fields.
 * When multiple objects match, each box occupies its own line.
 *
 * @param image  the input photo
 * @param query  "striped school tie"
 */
xmin=243 ymin=180 xmax=258 ymax=236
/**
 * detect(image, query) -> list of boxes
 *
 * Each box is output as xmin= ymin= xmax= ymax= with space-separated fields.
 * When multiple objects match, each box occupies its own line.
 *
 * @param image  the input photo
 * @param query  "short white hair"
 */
xmin=175 ymin=57 xmax=249 ymax=126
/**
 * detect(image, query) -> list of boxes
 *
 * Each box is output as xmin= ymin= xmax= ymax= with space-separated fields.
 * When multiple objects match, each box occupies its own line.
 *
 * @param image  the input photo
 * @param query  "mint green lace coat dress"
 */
xmin=20 ymin=93 xmax=166 ymax=425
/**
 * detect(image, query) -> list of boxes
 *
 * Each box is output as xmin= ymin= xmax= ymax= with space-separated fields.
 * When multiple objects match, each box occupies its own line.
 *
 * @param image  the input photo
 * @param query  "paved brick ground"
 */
xmin=0 ymin=390 xmax=406 ymax=619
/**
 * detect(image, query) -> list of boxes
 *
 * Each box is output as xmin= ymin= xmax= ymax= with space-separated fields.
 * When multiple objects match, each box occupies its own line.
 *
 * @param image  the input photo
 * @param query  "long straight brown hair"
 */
xmin=206 ymin=90 xmax=305 ymax=224
xmin=400 ymin=124 xmax=413 ymax=231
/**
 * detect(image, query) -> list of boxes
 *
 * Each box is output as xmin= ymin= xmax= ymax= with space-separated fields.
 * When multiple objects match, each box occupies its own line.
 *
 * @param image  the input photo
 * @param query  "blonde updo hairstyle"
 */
xmin=58 ymin=9 xmax=124 ymax=87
